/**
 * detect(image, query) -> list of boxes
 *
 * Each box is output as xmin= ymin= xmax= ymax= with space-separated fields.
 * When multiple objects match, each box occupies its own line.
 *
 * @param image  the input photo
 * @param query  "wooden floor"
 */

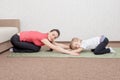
xmin=0 ymin=42 xmax=120 ymax=80
xmin=108 ymin=42 xmax=120 ymax=47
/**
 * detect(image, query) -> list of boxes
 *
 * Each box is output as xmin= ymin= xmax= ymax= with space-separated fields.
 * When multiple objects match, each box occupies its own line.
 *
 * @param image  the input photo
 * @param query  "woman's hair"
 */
xmin=69 ymin=37 xmax=79 ymax=49
xmin=50 ymin=29 xmax=60 ymax=37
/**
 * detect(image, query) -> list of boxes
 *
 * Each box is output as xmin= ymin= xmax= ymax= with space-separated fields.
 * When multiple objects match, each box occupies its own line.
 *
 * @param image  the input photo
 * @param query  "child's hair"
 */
xmin=69 ymin=37 xmax=80 ymax=50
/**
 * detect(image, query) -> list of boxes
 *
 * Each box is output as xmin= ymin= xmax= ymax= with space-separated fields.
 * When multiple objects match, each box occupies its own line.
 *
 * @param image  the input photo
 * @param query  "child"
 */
xmin=69 ymin=35 xmax=115 ymax=55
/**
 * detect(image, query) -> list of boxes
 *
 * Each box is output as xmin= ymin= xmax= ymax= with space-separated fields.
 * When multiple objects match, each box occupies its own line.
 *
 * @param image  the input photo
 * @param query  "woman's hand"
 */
xmin=41 ymin=39 xmax=80 ymax=55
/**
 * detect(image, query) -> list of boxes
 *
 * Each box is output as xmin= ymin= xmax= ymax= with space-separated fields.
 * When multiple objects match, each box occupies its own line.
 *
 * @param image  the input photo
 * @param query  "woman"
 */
xmin=10 ymin=29 xmax=79 ymax=55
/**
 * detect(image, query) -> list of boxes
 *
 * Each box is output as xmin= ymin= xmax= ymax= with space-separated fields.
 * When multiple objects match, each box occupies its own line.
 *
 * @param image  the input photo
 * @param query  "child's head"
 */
xmin=70 ymin=37 xmax=81 ymax=50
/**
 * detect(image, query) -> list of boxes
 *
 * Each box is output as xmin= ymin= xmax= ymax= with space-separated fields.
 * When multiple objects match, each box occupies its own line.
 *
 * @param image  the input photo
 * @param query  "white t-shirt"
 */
xmin=80 ymin=37 xmax=101 ymax=50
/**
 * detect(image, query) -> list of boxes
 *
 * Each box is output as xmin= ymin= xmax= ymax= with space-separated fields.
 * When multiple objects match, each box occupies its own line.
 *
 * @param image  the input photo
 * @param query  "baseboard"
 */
xmin=56 ymin=41 xmax=120 ymax=43
xmin=109 ymin=41 xmax=120 ymax=43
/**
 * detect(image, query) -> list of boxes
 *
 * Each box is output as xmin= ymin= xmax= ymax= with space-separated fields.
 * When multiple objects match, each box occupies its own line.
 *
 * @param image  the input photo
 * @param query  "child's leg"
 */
xmin=10 ymin=34 xmax=41 ymax=52
xmin=93 ymin=37 xmax=110 ymax=55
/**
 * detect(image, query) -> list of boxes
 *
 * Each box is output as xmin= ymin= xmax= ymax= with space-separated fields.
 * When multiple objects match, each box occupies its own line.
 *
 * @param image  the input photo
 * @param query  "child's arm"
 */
xmin=71 ymin=47 xmax=84 ymax=53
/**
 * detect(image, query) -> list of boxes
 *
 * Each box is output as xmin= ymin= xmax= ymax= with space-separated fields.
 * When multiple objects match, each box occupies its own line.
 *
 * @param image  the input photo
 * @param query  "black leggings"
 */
xmin=10 ymin=34 xmax=41 ymax=53
xmin=92 ymin=37 xmax=110 ymax=55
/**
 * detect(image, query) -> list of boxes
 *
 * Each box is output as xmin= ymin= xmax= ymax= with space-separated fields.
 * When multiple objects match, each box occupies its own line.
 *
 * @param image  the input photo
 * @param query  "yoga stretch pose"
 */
xmin=70 ymin=35 xmax=115 ymax=55
xmin=10 ymin=29 xmax=79 ymax=55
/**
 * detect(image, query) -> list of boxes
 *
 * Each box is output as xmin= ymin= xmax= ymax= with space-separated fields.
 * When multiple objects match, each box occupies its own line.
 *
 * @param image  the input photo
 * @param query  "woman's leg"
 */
xmin=10 ymin=34 xmax=41 ymax=52
xmin=93 ymin=37 xmax=110 ymax=55
xmin=12 ymin=42 xmax=41 ymax=52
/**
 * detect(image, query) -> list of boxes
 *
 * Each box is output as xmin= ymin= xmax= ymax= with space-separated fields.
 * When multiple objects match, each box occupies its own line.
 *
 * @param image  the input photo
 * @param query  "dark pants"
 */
xmin=92 ymin=37 xmax=110 ymax=55
xmin=10 ymin=34 xmax=41 ymax=53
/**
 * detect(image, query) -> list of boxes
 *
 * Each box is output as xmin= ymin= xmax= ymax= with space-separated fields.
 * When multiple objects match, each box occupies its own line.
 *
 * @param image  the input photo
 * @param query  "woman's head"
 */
xmin=70 ymin=37 xmax=81 ymax=50
xmin=48 ymin=29 xmax=60 ymax=41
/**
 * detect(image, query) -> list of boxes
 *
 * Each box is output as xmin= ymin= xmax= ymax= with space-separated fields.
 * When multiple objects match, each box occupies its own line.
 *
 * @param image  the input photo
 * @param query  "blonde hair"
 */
xmin=69 ymin=37 xmax=80 ymax=49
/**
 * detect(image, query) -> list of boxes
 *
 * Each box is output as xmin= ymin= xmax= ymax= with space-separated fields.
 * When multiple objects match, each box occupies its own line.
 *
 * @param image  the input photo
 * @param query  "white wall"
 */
xmin=0 ymin=0 xmax=120 ymax=41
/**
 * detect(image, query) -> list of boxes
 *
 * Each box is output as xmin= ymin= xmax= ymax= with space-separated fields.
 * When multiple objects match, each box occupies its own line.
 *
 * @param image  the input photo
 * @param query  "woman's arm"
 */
xmin=41 ymin=39 xmax=79 ymax=55
xmin=52 ymin=41 xmax=70 ymax=49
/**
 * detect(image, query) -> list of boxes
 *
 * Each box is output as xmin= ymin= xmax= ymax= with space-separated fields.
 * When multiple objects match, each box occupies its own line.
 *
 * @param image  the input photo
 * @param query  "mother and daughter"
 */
xmin=10 ymin=29 xmax=115 ymax=55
